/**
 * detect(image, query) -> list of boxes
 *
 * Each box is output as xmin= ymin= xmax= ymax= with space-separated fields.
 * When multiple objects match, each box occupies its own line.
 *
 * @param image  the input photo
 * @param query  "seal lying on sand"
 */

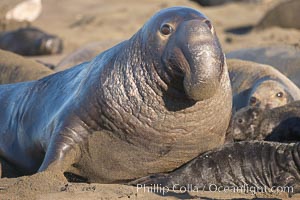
xmin=0 ymin=27 xmax=63 ymax=56
xmin=0 ymin=49 xmax=53 ymax=84
xmin=0 ymin=7 xmax=232 ymax=182
xmin=56 ymin=40 xmax=122 ymax=71
xmin=131 ymin=139 xmax=300 ymax=191
xmin=227 ymin=45 xmax=300 ymax=87
xmin=256 ymin=0 xmax=300 ymax=30
xmin=231 ymin=102 xmax=300 ymax=142
xmin=227 ymin=59 xmax=300 ymax=111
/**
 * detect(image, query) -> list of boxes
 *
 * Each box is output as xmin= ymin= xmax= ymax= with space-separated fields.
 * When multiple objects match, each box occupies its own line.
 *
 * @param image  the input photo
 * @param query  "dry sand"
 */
xmin=1 ymin=0 xmax=300 ymax=199
xmin=0 ymin=170 xmax=297 ymax=199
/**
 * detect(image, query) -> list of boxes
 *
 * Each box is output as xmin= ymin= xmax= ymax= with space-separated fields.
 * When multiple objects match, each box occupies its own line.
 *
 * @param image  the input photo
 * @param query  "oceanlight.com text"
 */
xmin=136 ymin=184 xmax=294 ymax=196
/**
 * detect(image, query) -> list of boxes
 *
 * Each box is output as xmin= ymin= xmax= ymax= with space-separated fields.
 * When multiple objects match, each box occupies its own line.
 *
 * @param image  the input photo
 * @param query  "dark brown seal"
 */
xmin=0 ymin=7 xmax=232 ymax=182
xmin=0 ymin=27 xmax=63 ymax=56
xmin=130 ymin=140 xmax=300 ymax=192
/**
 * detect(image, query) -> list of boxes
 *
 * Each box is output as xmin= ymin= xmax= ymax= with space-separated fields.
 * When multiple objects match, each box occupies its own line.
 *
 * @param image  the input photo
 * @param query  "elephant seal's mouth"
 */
xmin=162 ymin=46 xmax=225 ymax=101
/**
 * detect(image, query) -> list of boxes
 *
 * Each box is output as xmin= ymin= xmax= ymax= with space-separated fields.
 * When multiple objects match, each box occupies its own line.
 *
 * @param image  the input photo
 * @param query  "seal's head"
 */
xmin=140 ymin=7 xmax=224 ymax=101
xmin=249 ymin=80 xmax=292 ymax=110
xmin=232 ymin=106 xmax=263 ymax=141
xmin=39 ymin=36 xmax=63 ymax=55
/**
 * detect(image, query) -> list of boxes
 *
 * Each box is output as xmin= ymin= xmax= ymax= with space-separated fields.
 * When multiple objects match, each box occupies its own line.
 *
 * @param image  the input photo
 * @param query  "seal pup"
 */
xmin=231 ymin=102 xmax=300 ymax=142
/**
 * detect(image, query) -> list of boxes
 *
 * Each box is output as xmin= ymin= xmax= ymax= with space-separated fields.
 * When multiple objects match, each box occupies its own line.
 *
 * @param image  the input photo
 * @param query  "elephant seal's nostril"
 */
xmin=204 ymin=19 xmax=214 ymax=34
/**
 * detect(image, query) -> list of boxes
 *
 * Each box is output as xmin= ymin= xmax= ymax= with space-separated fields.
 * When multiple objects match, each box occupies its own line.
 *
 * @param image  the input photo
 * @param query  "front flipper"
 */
xmin=38 ymin=127 xmax=84 ymax=174
xmin=130 ymin=141 xmax=300 ymax=192
xmin=0 ymin=157 xmax=24 ymax=178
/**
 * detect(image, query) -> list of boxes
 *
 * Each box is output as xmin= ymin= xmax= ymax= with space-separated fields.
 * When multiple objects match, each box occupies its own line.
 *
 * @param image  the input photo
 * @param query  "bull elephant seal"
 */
xmin=227 ymin=45 xmax=300 ymax=87
xmin=0 ymin=49 xmax=53 ymax=84
xmin=0 ymin=27 xmax=63 ymax=56
xmin=227 ymin=59 xmax=300 ymax=111
xmin=0 ymin=7 xmax=232 ymax=182
xmin=231 ymin=102 xmax=300 ymax=142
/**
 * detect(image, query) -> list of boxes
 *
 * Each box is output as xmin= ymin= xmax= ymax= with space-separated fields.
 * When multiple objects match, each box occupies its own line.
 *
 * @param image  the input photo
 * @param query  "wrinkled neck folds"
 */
xmin=84 ymin=32 xmax=229 ymax=152
xmin=100 ymin=32 xmax=191 ymax=109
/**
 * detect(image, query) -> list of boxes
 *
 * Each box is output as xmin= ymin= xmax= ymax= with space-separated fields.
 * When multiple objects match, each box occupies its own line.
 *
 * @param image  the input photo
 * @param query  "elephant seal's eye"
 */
xmin=160 ymin=24 xmax=173 ymax=35
xmin=276 ymin=91 xmax=284 ymax=98
xmin=237 ymin=118 xmax=244 ymax=124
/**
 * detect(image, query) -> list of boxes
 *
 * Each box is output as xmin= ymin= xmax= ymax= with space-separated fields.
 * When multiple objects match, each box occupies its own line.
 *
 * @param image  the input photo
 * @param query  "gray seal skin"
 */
xmin=0 ymin=7 xmax=232 ymax=182
xmin=231 ymin=102 xmax=300 ymax=142
xmin=130 ymin=140 xmax=300 ymax=192
xmin=0 ymin=49 xmax=53 ymax=84
xmin=227 ymin=45 xmax=300 ymax=87
xmin=0 ymin=27 xmax=63 ymax=56
xmin=227 ymin=59 xmax=300 ymax=111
